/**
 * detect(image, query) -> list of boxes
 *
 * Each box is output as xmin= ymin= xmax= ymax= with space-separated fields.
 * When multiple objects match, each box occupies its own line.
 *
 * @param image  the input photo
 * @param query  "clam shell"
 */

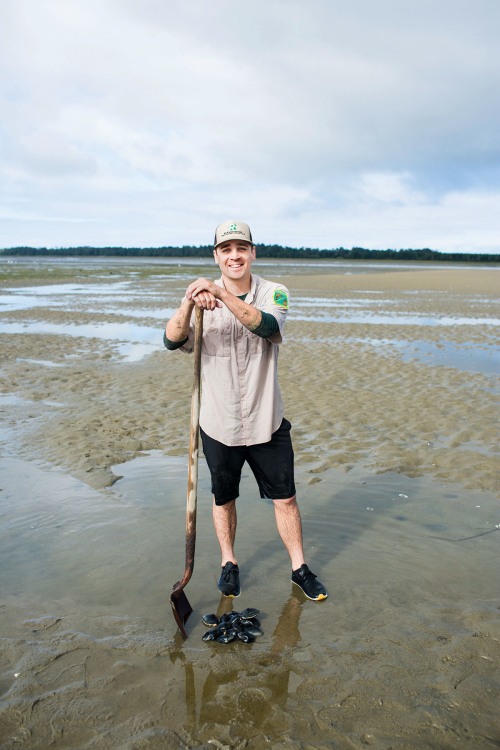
xmin=202 ymin=613 xmax=219 ymax=628
xmin=243 ymin=617 xmax=261 ymax=629
xmin=217 ymin=629 xmax=237 ymax=643
xmin=242 ymin=626 xmax=263 ymax=637
xmin=240 ymin=607 xmax=260 ymax=619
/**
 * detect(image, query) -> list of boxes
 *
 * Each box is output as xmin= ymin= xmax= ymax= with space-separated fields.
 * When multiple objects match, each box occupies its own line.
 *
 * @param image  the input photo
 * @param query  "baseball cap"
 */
xmin=214 ymin=220 xmax=253 ymax=248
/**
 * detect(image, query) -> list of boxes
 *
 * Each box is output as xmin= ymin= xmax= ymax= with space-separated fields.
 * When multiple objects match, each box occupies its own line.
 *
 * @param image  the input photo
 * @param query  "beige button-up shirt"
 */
xmin=180 ymin=274 xmax=290 ymax=446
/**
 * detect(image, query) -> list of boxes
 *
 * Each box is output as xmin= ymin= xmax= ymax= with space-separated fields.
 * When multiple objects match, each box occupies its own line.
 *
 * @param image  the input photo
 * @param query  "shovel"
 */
xmin=170 ymin=305 xmax=203 ymax=638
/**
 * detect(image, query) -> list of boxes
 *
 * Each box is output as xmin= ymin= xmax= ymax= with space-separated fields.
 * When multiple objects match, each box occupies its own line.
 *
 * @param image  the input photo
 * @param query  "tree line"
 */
xmin=1 ymin=245 xmax=499 ymax=263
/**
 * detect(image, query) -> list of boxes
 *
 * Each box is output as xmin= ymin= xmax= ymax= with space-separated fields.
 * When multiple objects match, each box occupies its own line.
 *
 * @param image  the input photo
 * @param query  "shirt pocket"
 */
xmin=202 ymin=313 xmax=232 ymax=357
xmin=243 ymin=327 xmax=267 ymax=356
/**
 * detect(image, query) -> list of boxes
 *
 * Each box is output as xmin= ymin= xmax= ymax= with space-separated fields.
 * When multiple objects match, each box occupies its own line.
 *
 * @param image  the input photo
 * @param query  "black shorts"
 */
xmin=200 ymin=418 xmax=296 ymax=506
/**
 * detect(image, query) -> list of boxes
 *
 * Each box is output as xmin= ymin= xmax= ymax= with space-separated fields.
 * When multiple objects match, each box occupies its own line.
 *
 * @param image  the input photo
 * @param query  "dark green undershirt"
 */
xmin=163 ymin=293 xmax=279 ymax=350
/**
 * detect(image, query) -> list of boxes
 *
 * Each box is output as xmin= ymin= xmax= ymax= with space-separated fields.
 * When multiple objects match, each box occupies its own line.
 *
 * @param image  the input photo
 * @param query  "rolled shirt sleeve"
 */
xmin=254 ymin=282 xmax=290 ymax=344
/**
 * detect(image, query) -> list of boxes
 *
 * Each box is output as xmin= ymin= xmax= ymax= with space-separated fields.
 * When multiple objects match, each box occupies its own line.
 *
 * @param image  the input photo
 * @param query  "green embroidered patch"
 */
xmin=273 ymin=289 xmax=289 ymax=309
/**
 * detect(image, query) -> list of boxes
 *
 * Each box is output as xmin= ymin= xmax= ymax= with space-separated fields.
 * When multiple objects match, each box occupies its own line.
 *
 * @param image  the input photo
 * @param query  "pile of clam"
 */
xmin=202 ymin=607 xmax=262 ymax=644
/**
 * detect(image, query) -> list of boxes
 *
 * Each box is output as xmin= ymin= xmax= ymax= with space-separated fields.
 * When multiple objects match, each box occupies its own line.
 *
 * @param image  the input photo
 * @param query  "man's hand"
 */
xmin=186 ymin=278 xmax=223 ymax=310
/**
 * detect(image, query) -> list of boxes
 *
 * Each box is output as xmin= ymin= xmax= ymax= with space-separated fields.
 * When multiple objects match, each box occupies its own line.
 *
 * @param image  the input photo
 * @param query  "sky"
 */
xmin=1 ymin=0 xmax=499 ymax=252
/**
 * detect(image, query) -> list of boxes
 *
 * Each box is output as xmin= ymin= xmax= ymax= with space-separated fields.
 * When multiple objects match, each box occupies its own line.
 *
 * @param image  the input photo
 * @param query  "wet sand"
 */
xmin=0 ymin=260 xmax=499 ymax=749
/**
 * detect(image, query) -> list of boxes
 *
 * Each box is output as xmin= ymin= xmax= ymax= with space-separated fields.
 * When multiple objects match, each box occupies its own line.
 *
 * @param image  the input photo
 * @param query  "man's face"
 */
xmin=213 ymin=240 xmax=256 ymax=282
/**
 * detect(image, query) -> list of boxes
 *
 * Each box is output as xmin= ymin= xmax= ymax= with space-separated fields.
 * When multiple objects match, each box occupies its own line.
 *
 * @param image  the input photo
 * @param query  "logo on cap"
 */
xmin=214 ymin=220 xmax=253 ymax=247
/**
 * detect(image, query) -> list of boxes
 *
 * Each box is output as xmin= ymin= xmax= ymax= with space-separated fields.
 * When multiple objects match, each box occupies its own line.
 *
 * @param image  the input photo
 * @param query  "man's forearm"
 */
xmin=219 ymin=290 xmax=262 ymax=332
xmin=165 ymin=297 xmax=195 ymax=341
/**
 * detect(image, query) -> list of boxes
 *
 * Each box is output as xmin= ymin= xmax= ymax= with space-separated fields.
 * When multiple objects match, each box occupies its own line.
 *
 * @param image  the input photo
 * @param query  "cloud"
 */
xmin=0 ymin=0 xmax=499 ymax=250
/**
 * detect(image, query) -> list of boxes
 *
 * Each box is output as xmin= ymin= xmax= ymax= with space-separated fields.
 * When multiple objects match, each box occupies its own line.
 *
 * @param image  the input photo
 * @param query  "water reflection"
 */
xmin=173 ymin=590 xmax=305 ymax=736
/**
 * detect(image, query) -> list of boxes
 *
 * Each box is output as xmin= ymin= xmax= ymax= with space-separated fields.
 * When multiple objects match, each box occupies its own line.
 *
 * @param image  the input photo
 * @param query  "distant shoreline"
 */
xmin=1 ymin=245 xmax=499 ymax=263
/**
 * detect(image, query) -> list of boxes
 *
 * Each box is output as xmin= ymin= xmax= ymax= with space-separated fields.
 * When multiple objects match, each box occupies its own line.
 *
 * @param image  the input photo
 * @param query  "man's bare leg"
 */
xmin=273 ymin=495 xmax=306 ymax=571
xmin=274 ymin=496 xmax=328 ymax=601
xmin=212 ymin=497 xmax=238 ymax=566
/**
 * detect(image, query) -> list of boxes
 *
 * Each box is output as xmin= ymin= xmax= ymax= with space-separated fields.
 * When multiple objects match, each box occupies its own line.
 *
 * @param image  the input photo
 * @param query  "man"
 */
xmin=164 ymin=220 xmax=327 ymax=602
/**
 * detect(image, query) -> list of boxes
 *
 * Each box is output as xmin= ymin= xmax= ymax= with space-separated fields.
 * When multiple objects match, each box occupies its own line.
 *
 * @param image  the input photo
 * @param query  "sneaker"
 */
xmin=291 ymin=564 xmax=328 ymax=601
xmin=217 ymin=561 xmax=241 ymax=597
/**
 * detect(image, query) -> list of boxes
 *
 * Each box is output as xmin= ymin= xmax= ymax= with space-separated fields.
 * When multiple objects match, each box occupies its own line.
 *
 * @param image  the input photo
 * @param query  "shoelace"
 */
xmin=222 ymin=567 xmax=237 ymax=582
xmin=300 ymin=568 xmax=316 ymax=580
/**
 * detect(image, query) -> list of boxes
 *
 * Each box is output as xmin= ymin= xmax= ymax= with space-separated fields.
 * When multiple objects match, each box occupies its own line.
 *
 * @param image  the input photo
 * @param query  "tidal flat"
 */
xmin=0 ymin=258 xmax=499 ymax=749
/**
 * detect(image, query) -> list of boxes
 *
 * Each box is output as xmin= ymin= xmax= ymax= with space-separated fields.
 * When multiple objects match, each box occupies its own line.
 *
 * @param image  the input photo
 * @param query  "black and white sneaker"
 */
xmin=291 ymin=564 xmax=328 ymax=601
xmin=217 ymin=561 xmax=241 ymax=598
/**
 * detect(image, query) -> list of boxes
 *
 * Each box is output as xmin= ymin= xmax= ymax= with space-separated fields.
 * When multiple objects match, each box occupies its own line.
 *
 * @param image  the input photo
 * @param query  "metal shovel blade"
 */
xmin=170 ymin=585 xmax=193 ymax=638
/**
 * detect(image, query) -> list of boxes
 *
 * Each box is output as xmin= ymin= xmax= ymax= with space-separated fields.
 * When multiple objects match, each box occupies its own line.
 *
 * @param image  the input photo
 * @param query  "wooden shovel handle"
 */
xmin=174 ymin=305 xmax=203 ymax=592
